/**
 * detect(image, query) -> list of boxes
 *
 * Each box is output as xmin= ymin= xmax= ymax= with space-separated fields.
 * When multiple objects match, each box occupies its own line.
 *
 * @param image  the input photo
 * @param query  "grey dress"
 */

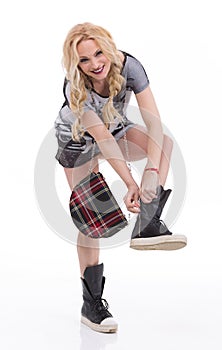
xmin=54 ymin=52 xmax=149 ymax=168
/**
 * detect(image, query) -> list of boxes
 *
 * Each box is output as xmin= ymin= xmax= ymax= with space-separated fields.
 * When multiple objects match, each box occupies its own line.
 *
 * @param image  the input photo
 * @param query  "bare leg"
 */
xmin=118 ymin=125 xmax=173 ymax=186
xmin=64 ymin=159 xmax=100 ymax=277
xmin=158 ymin=134 xmax=173 ymax=186
xmin=76 ymin=236 xmax=100 ymax=278
xmin=64 ymin=158 xmax=118 ymax=332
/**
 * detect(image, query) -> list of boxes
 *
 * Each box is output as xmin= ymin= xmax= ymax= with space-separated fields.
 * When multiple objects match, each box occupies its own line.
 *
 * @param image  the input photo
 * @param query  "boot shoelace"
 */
xmin=92 ymin=297 xmax=109 ymax=313
xmin=151 ymin=216 xmax=169 ymax=232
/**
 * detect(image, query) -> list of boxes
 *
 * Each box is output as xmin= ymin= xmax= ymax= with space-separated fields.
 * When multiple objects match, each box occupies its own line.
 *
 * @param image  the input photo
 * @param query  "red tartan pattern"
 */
xmin=69 ymin=172 xmax=128 ymax=238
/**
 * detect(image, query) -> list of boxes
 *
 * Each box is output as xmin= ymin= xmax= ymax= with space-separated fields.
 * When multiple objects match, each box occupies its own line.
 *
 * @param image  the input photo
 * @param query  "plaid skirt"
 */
xmin=55 ymin=120 xmax=135 ymax=168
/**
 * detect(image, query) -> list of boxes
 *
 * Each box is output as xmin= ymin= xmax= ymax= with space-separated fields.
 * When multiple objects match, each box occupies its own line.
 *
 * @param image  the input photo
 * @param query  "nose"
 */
xmin=90 ymin=56 xmax=100 ymax=70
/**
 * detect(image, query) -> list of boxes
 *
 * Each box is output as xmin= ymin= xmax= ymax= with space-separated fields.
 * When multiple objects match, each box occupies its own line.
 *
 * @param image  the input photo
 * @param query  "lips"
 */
xmin=92 ymin=66 xmax=104 ymax=74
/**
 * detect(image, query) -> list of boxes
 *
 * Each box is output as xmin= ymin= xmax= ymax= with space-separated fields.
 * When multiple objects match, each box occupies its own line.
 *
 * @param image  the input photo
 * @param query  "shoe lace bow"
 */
xmin=93 ymin=297 xmax=109 ymax=312
xmin=152 ymin=216 xmax=168 ymax=232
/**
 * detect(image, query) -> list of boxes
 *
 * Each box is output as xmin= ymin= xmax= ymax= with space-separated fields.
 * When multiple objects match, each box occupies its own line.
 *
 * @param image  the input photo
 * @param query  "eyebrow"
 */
xmin=79 ymin=48 xmax=101 ymax=58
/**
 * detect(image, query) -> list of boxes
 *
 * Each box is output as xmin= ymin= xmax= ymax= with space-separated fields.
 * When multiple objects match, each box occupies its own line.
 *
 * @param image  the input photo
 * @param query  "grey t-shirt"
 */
xmin=54 ymin=52 xmax=149 ymax=143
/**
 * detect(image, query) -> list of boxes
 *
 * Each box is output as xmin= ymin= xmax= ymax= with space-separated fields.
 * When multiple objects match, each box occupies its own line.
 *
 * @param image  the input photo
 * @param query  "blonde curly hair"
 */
xmin=62 ymin=22 xmax=125 ymax=140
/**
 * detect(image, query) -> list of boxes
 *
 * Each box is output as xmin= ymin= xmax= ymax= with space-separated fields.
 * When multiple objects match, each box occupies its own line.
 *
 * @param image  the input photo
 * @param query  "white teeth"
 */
xmin=93 ymin=67 xmax=103 ymax=73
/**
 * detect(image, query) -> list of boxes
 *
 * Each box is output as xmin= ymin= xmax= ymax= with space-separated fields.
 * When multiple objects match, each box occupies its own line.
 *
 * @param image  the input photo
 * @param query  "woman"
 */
xmin=54 ymin=22 xmax=187 ymax=333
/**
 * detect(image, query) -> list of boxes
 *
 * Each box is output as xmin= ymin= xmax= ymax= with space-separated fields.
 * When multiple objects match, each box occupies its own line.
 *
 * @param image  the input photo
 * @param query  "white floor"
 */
xmin=1 ymin=198 xmax=222 ymax=350
xmin=1 ymin=257 xmax=221 ymax=350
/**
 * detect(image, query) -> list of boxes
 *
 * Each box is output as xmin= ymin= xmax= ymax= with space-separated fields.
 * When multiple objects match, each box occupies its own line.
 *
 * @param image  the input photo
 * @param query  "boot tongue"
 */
xmin=156 ymin=186 xmax=172 ymax=218
xmin=83 ymin=263 xmax=104 ymax=298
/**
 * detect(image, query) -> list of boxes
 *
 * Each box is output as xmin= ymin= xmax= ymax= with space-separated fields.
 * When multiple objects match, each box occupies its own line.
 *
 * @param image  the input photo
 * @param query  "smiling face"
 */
xmin=77 ymin=39 xmax=111 ymax=83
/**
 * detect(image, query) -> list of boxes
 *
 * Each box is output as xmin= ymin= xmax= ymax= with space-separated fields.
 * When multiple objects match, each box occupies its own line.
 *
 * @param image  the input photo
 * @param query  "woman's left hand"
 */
xmin=140 ymin=170 xmax=160 ymax=203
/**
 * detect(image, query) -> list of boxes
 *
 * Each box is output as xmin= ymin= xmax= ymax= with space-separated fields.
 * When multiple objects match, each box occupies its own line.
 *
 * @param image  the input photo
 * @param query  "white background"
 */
xmin=1 ymin=0 xmax=222 ymax=349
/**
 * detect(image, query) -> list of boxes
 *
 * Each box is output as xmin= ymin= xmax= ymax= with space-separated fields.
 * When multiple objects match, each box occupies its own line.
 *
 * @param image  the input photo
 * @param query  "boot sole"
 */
xmin=130 ymin=234 xmax=187 ymax=251
xmin=81 ymin=316 xmax=118 ymax=333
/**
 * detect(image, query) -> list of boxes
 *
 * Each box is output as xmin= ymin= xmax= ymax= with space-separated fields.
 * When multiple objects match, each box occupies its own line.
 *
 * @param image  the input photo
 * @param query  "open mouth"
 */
xmin=92 ymin=66 xmax=104 ymax=74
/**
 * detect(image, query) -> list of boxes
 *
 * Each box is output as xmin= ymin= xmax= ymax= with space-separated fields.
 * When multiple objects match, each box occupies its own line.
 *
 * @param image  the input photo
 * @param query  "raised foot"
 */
xmin=130 ymin=234 xmax=187 ymax=251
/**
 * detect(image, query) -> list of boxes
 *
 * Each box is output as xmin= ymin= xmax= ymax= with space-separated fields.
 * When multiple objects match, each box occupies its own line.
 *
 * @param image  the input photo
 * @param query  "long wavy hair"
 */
xmin=62 ymin=22 xmax=125 ymax=140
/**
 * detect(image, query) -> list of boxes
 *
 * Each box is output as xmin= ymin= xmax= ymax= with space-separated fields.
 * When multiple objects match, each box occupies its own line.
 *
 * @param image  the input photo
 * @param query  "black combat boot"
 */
xmin=130 ymin=186 xmax=187 ymax=250
xmin=81 ymin=263 xmax=118 ymax=333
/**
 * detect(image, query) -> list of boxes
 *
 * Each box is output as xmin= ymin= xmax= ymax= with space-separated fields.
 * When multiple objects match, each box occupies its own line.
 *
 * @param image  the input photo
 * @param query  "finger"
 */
xmin=145 ymin=189 xmax=157 ymax=197
xmin=131 ymin=197 xmax=140 ymax=208
xmin=140 ymin=195 xmax=152 ymax=204
xmin=125 ymin=197 xmax=140 ymax=212
xmin=140 ymin=190 xmax=157 ymax=202
xmin=124 ymin=196 xmax=133 ymax=209
xmin=127 ymin=205 xmax=140 ymax=213
xmin=133 ymin=201 xmax=140 ymax=208
xmin=133 ymin=191 xmax=140 ymax=203
xmin=140 ymin=191 xmax=156 ymax=203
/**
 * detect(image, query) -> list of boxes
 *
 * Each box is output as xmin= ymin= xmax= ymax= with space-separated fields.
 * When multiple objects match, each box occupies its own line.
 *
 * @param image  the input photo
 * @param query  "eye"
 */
xmin=79 ymin=58 xmax=89 ymax=63
xmin=96 ymin=50 xmax=103 ymax=56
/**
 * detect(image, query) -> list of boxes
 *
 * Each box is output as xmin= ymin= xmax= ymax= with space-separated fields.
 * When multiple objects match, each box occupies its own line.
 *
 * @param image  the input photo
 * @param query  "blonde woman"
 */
xmin=54 ymin=22 xmax=187 ymax=333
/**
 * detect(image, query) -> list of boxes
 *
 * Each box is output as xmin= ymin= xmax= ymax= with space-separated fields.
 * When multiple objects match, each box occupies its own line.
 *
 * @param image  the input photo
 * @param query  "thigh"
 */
xmin=118 ymin=124 xmax=149 ymax=161
xmin=64 ymin=156 xmax=99 ymax=190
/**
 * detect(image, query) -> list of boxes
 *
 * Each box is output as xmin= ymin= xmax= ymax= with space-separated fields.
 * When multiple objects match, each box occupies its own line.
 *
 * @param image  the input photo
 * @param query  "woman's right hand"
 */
xmin=124 ymin=182 xmax=140 ymax=213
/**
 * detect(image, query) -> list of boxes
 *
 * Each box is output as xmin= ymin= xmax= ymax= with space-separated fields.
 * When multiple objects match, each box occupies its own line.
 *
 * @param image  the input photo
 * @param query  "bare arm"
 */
xmin=135 ymin=85 xmax=164 ymax=168
xmin=81 ymin=111 xmax=140 ymax=212
xmin=135 ymin=86 xmax=164 ymax=202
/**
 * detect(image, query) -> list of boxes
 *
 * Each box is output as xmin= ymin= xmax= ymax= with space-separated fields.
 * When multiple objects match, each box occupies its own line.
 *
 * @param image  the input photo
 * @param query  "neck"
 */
xmin=92 ymin=79 xmax=109 ymax=96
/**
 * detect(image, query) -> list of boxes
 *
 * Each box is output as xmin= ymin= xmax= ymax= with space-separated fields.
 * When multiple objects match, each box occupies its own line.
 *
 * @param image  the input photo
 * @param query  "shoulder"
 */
xmin=125 ymin=53 xmax=147 ymax=74
xmin=118 ymin=50 xmax=144 ymax=71
xmin=120 ymin=51 xmax=150 ymax=94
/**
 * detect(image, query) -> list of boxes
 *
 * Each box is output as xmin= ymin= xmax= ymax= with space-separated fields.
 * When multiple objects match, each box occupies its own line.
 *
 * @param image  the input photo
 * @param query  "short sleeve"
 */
xmin=125 ymin=54 xmax=150 ymax=94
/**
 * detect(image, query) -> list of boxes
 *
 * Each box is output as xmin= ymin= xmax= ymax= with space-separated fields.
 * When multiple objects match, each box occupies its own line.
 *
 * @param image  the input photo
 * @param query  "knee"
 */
xmin=163 ymin=134 xmax=173 ymax=152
